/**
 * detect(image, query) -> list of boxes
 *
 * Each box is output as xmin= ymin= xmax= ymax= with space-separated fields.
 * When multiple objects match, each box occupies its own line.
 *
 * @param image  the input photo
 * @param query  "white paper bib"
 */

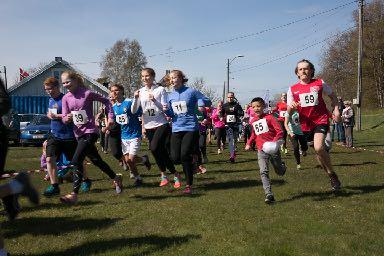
xmin=252 ymin=118 xmax=269 ymax=135
xmin=71 ymin=110 xmax=88 ymax=126
xmin=299 ymin=92 xmax=319 ymax=107
xmin=172 ymin=101 xmax=187 ymax=114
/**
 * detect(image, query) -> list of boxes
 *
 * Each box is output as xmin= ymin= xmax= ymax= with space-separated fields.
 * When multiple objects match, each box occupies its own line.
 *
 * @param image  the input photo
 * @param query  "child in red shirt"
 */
xmin=245 ymin=97 xmax=286 ymax=204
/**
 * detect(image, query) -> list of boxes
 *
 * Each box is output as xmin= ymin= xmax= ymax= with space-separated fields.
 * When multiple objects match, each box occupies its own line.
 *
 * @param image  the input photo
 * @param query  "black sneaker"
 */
xmin=264 ymin=194 xmax=275 ymax=204
xmin=2 ymin=195 xmax=20 ymax=221
xmin=14 ymin=172 xmax=40 ymax=205
xmin=134 ymin=178 xmax=143 ymax=187
xmin=142 ymin=155 xmax=151 ymax=171
xmin=330 ymin=173 xmax=341 ymax=191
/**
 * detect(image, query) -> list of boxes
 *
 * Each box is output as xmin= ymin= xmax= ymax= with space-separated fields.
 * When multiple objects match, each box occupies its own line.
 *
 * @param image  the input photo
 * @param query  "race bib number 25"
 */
xmin=299 ymin=92 xmax=319 ymax=107
xmin=171 ymin=101 xmax=187 ymax=115
xmin=252 ymin=119 xmax=269 ymax=135
xmin=116 ymin=114 xmax=128 ymax=125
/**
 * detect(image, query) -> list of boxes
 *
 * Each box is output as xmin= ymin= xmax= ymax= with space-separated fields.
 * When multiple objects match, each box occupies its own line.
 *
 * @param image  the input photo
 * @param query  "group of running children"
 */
xmin=37 ymin=58 xmax=343 ymax=205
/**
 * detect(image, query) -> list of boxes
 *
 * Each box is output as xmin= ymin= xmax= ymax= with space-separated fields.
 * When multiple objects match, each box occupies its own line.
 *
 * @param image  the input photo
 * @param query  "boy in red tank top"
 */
xmin=287 ymin=59 xmax=341 ymax=191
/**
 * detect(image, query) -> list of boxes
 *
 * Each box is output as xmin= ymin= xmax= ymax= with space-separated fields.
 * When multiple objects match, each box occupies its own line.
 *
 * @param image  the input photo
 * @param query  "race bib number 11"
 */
xmin=252 ymin=118 xmax=269 ymax=135
xmin=172 ymin=101 xmax=187 ymax=115
xmin=299 ymin=92 xmax=319 ymax=107
xmin=71 ymin=110 xmax=88 ymax=126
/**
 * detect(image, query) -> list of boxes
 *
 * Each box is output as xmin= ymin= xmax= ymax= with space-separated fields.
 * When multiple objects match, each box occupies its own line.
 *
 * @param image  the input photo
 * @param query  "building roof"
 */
xmin=7 ymin=57 xmax=109 ymax=94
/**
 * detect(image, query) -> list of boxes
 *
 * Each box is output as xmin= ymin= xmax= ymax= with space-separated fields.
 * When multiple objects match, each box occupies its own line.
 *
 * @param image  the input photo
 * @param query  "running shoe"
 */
xmin=129 ymin=171 xmax=135 ymax=179
xmin=60 ymin=192 xmax=78 ymax=205
xmin=113 ymin=174 xmax=123 ymax=194
xmin=134 ymin=177 xmax=143 ymax=187
xmin=183 ymin=186 xmax=193 ymax=194
xmin=198 ymin=165 xmax=207 ymax=174
xmin=43 ymin=185 xmax=60 ymax=197
xmin=80 ymin=179 xmax=92 ymax=192
xmin=264 ymin=194 xmax=275 ymax=204
xmin=217 ymin=148 xmax=222 ymax=154
xmin=2 ymin=195 xmax=20 ymax=221
xmin=229 ymin=157 xmax=235 ymax=163
xmin=14 ymin=172 xmax=39 ymax=205
xmin=173 ymin=175 xmax=181 ymax=189
xmin=302 ymin=151 xmax=307 ymax=157
xmin=296 ymin=164 xmax=301 ymax=171
xmin=159 ymin=176 xmax=169 ymax=187
xmin=142 ymin=155 xmax=151 ymax=170
xmin=329 ymin=173 xmax=341 ymax=191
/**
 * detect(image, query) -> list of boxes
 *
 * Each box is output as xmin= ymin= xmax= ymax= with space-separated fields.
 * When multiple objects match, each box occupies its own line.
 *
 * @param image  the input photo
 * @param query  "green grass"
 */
xmin=1 ymin=111 xmax=384 ymax=256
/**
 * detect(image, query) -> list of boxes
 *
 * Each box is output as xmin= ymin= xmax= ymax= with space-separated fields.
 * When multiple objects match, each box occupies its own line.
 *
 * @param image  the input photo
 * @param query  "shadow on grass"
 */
xmin=207 ymin=159 xmax=255 ymax=165
xmin=17 ymin=234 xmax=201 ymax=256
xmin=279 ymin=184 xmax=384 ymax=203
xmin=200 ymin=178 xmax=286 ymax=191
xmin=210 ymin=168 xmax=256 ymax=174
xmin=132 ymin=192 xmax=203 ymax=201
xmin=333 ymin=161 xmax=377 ymax=167
xmin=2 ymin=216 xmax=122 ymax=239
xmin=21 ymin=200 xmax=102 ymax=212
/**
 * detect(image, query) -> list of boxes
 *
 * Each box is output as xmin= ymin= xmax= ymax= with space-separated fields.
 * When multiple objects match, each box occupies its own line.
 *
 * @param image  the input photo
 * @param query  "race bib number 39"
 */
xmin=171 ymin=101 xmax=187 ymax=115
xmin=71 ymin=110 xmax=88 ymax=126
xmin=116 ymin=114 xmax=128 ymax=125
xmin=252 ymin=119 xmax=269 ymax=135
xmin=299 ymin=92 xmax=319 ymax=107
xmin=226 ymin=114 xmax=236 ymax=123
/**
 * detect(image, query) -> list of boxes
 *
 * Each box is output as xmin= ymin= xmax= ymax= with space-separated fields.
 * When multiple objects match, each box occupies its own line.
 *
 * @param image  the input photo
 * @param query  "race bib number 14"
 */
xmin=252 ymin=119 xmax=269 ymax=135
xmin=299 ymin=92 xmax=319 ymax=107
xmin=171 ymin=101 xmax=187 ymax=115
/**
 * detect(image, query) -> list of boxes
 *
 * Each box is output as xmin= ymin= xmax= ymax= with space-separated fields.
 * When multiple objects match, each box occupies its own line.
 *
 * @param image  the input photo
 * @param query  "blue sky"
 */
xmin=0 ymin=0 xmax=361 ymax=104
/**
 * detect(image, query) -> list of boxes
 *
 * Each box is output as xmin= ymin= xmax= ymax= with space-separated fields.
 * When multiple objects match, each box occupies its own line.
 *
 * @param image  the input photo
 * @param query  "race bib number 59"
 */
xmin=299 ymin=92 xmax=318 ymax=107
xmin=171 ymin=101 xmax=187 ymax=115
xmin=71 ymin=110 xmax=88 ymax=126
xmin=252 ymin=119 xmax=269 ymax=135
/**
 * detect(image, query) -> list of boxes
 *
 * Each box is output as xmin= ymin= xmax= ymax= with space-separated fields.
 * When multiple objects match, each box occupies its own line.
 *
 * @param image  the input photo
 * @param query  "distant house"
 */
xmin=7 ymin=57 xmax=109 ymax=114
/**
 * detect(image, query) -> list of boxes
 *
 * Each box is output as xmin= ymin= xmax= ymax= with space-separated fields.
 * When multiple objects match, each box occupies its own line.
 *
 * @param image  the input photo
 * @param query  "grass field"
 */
xmin=1 ymin=110 xmax=384 ymax=256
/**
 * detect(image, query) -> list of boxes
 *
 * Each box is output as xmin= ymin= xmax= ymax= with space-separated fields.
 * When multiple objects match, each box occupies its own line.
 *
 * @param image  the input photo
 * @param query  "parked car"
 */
xmin=20 ymin=114 xmax=51 ymax=146
xmin=18 ymin=114 xmax=36 ymax=130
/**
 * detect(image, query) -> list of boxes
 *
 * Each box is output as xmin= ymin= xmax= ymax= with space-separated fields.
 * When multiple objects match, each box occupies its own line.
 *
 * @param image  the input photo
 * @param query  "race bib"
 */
xmin=226 ymin=114 xmax=236 ymax=123
xmin=144 ymin=107 xmax=158 ymax=117
xmin=279 ymin=111 xmax=287 ymax=118
xmin=252 ymin=119 xmax=269 ymax=135
xmin=293 ymin=116 xmax=300 ymax=125
xmin=116 ymin=114 xmax=128 ymax=125
xmin=299 ymin=92 xmax=319 ymax=107
xmin=171 ymin=101 xmax=187 ymax=114
xmin=49 ymin=108 xmax=57 ymax=115
xmin=71 ymin=110 xmax=88 ymax=126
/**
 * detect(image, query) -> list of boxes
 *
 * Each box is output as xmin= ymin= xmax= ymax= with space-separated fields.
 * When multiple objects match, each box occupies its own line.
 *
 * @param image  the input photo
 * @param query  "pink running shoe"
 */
xmin=159 ymin=176 xmax=169 ymax=187
xmin=173 ymin=175 xmax=181 ymax=189
xmin=183 ymin=186 xmax=193 ymax=194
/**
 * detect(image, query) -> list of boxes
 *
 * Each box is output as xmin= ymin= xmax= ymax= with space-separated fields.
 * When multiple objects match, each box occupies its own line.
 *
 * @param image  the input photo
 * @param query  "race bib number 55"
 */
xmin=71 ymin=110 xmax=88 ymax=126
xmin=252 ymin=119 xmax=269 ymax=135
xmin=299 ymin=92 xmax=319 ymax=107
xmin=171 ymin=101 xmax=187 ymax=115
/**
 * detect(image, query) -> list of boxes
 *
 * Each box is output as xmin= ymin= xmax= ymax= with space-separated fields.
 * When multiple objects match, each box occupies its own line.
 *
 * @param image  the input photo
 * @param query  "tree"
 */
xmin=189 ymin=77 xmax=220 ymax=104
xmin=100 ymin=38 xmax=147 ymax=97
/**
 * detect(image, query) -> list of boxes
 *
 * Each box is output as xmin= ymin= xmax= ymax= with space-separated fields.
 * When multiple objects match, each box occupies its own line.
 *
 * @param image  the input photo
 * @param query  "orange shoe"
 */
xmin=173 ymin=176 xmax=181 ymax=189
xmin=159 ymin=176 xmax=169 ymax=187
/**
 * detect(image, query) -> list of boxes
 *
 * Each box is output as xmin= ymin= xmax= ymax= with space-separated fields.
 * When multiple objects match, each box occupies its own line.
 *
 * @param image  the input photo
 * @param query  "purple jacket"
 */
xmin=62 ymin=86 xmax=114 ymax=138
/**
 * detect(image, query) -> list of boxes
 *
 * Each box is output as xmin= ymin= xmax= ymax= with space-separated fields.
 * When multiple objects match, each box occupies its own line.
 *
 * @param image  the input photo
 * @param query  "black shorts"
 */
xmin=303 ymin=124 xmax=329 ymax=143
xmin=46 ymin=134 xmax=77 ymax=160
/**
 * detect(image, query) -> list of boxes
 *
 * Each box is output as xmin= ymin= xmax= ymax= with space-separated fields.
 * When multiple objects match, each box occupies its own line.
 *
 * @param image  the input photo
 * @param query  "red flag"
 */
xmin=19 ymin=68 xmax=29 ymax=81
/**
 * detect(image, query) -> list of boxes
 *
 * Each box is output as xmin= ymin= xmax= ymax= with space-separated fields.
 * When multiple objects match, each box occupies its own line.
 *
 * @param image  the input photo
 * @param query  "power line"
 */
xmin=231 ymin=26 xmax=356 ymax=74
xmin=147 ymin=0 xmax=357 ymax=58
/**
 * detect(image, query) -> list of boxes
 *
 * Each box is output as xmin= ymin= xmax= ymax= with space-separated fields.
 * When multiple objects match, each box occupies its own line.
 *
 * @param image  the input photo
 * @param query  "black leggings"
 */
xmin=197 ymin=131 xmax=207 ymax=164
xmin=0 ymin=124 xmax=8 ymax=175
xmin=108 ymin=132 xmax=123 ymax=161
xmin=289 ymin=134 xmax=308 ymax=165
xmin=278 ymin=121 xmax=287 ymax=148
xmin=146 ymin=124 xmax=176 ymax=174
xmin=214 ymin=127 xmax=226 ymax=149
xmin=71 ymin=133 xmax=116 ymax=193
xmin=170 ymin=131 xmax=199 ymax=186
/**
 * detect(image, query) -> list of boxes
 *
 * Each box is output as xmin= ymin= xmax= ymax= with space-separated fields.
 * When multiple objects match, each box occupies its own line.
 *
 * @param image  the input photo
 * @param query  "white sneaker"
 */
xmin=217 ymin=149 xmax=221 ymax=154
xmin=113 ymin=174 xmax=123 ymax=194
xmin=296 ymin=164 xmax=301 ymax=171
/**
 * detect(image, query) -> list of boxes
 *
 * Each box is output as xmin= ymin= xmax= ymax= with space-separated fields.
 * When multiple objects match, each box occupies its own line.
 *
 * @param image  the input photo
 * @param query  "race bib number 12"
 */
xmin=172 ymin=101 xmax=187 ymax=115
xmin=252 ymin=119 xmax=269 ymax=135
xmin=299 ymin=92 xmax=319 ymax=107
xmin=71 ymin=110 xmax=88 ymax=126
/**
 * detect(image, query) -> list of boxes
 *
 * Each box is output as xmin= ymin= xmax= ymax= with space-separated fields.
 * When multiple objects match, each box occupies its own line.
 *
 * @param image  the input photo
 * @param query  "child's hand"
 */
xmin=245 ymin=144 xmax=251 ymax=151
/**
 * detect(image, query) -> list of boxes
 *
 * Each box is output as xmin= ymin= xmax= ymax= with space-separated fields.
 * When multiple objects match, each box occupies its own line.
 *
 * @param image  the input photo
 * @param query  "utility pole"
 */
xmin=356 ymin=0 xmax=364 ymax=131
xmin=223 ymin=81 xmax=226 ymax=102
xmin=0 ymin=66 xmax=7 ymax=89
xmin=226 ymin=59 xmax=230 ymax=97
